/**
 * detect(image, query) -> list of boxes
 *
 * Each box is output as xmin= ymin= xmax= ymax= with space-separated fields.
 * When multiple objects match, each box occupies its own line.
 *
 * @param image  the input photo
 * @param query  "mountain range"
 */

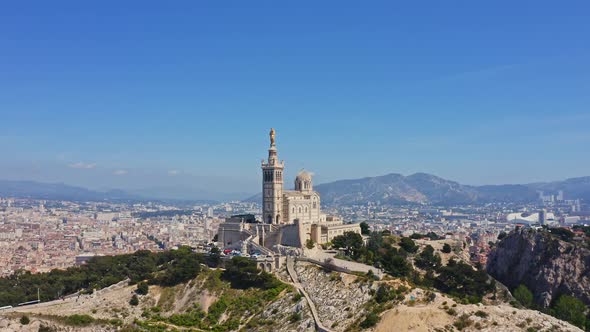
xmin=246 ymin=173 xmax=590 ymax=206
xmin=1 ymin=174 xmax=589 ymax=205
xmin=0 ymin=180 xmax=217 ymax=204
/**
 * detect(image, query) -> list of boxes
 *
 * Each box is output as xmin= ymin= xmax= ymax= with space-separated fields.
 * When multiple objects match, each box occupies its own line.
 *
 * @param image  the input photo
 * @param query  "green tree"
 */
xmin=513 ymin=284 xmax=533 ymax=308
xmin=552 ymin=295 xmax=587 ymax=329
xmin=381 ymin=250 xmax=412 ymax=277
xmin=222 ymin=257 xmax=282 ymax=290
xmin=399 ymin=237 xmax=418 ymax=253
xmin=207 ymin=247 xmax=222 ymax=267
xmin=442 ymin=243 xmax=452 ymax=253
xmin=154 ymin=246 xmax=202 ymax=286
xmin=332 ymin=232 xmax=364 ymax=259
xmin=375 ymin=284 xmax=392 ymax=303
xmin=360 ymin=222 xmax=371 ymax=235
xmin=415 ymin=245 xmax=441 ymax=270
xmin=434 ymin=259 xmax=493 ymax=302
xmin=426 ymin=232 xmax=441 ymax=240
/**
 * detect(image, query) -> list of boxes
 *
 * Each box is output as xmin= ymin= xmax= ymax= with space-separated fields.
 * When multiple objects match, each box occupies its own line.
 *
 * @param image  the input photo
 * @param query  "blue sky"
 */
xmin=1 ymin=1 xmax=589 ymax=198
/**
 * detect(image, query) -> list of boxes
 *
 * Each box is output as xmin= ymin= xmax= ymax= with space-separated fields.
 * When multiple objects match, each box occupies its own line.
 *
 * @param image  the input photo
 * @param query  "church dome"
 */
xmin=295 ymin=170 xmax=313 ymax=192
xmin=296 ymin=170 xmax=313 ymax=182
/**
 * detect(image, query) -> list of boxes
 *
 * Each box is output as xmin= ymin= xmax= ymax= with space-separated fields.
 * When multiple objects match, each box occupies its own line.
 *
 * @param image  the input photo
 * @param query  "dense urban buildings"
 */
xmin=0 ymin=198 xmax=248 ymax=277
xmin=1 ymin=184 xmax=588 ymax=277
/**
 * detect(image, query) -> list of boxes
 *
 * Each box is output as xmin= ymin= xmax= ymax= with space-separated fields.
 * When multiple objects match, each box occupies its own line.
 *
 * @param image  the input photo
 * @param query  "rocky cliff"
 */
xmin=487 ymin=228 xmax=590 ymax=308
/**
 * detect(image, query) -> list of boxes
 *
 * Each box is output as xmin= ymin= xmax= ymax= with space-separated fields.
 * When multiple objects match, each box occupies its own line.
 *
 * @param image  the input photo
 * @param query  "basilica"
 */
xmin=218 ymin=129 xmax=361 ymax=251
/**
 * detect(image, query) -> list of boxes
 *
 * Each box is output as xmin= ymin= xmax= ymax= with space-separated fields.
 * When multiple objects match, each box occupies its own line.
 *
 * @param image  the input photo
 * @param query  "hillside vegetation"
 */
xmin=0 ymin=246 xmax=210 ymax=307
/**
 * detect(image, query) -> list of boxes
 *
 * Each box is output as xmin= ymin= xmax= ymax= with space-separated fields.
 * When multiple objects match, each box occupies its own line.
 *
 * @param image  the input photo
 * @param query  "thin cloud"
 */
xmin=68 ymin=162 xmax=96 ymax=169
xmin=168 ymin=170 xmax=180 ymax=176
xmin=113 ymin=170 xmax=128 ymax=176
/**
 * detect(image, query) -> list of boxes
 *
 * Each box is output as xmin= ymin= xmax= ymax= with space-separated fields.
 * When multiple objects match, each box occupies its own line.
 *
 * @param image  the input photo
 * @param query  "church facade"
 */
xmin=261 ymin=128 xmax=361 ymax=245
xmin=217 ymin=129 xmax=360 ymax=251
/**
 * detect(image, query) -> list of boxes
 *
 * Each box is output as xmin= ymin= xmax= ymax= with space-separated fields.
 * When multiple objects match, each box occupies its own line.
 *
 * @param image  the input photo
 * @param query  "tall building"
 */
xmin=261 ymin=128 xmax=284 ymax=224
xmin=218 ymin=128 xmax=361 ymax=249
xmin=557 ymin=190 xmax=564 ymax=201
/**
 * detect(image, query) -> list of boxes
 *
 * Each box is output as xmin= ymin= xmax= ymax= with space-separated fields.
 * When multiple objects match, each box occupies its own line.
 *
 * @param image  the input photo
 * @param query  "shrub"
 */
xmin=474 ymin=310 xmax=488 ymax=318
xmin=129 ymin=294 xmax=139 ymax=306
xmin=292 ymin=292 xmax=303 ymax=302
xmin=289 ymin=312 xmax=301 ymax=323
xmin=20 ymin=315 xmax=30 ymax=325
xmin=360 ymin=312 xmax=379 ymax=328
xmin=64 ymin=314 xmax=95 ymax=326
xmin=38 ymin=326 xmax=56 ymax=332
xmin=513 ymin=284 xmax=533 ymax=308
xmin=442 ymin=243 xmax=452 ymax=253
xmin=136 ymin=281 xmax=149 ymax=295
xmin=306 ymin=239 xmax=314 ymax=249
xmin=453 ymin=314 xmax=473 ymax=330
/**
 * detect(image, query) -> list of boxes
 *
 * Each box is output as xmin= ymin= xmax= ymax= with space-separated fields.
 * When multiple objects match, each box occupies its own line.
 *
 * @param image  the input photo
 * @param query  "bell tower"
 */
xmin=261 ymin=128 xmax=284 ymax=224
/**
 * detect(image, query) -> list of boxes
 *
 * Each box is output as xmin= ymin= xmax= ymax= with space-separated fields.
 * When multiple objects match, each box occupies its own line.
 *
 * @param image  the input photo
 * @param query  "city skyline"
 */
xmin=2 ymin=2 xmax=590 ymax=194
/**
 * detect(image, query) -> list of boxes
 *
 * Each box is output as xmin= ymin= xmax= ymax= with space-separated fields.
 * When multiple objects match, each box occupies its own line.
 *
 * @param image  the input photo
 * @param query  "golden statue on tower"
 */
xmin=270 ymin=128 xmax=276 ymax=146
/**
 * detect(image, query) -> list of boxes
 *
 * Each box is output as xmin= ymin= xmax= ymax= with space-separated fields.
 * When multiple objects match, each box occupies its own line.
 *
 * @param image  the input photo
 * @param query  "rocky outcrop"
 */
xmin=487 ymin=228 xmax=590 ymax=307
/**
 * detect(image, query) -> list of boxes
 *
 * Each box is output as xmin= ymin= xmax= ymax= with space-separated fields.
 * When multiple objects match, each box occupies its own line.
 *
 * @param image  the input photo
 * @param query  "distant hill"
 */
xmin=0 ymin=180 xmax=137 ymax=202
xmin=0 ymin=180 xmax=218 ymax=204
xmin=245 ymin=173 xmax=590 ymax=206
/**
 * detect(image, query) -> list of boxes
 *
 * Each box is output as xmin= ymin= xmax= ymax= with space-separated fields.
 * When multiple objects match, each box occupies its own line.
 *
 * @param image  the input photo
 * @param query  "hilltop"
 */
xmin=0 ymin=236 xmax=585 ymax=331
xmin=244 ymin=173 xmax=590 ymax=206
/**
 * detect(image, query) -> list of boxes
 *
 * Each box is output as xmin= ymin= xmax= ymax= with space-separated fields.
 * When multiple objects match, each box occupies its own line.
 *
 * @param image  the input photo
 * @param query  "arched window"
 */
xmin=292 ymin=207 xmax=295 ymax=213
xmin=298 ymin=207 xmax=302 ymax=213
xmin=305 ymin=207 xmax=308 ymax=213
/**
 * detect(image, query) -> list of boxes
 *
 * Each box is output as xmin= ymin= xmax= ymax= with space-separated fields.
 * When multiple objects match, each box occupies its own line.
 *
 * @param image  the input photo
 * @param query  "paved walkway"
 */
xmin=286 ymin=257 xmax=333 ymax=332
xmin=305 ymin=249 xmax=384 ymax=278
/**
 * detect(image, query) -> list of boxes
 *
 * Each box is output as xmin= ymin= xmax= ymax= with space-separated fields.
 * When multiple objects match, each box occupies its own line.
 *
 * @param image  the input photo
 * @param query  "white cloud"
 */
xmin=113 ymin=170 xmax=128 ymax=176
xmin=168 ymin=170 xmax=180 ymax=176
xmin=68 ymin=162 xmax=96 ymax=169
